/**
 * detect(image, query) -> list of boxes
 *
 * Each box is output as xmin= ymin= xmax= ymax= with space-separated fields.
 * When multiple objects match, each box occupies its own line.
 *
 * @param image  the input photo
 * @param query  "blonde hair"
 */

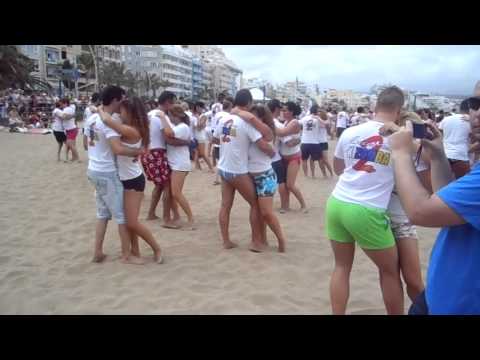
xmin=397 ymin=111 xmax=422 ymax=127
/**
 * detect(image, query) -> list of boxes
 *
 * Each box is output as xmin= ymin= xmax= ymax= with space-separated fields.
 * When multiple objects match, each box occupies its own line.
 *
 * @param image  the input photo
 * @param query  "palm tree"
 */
xmin=0 ymin=45 xmax=52 ymax=92
xmin=124 ymin=70 xmax=140 ymax=97
xmin=149 ymin=74 xmax=162 ymax=98
xmin=158 ymin=79 xmax=173 ymax=93
xmin=100 ymin=62 xmax=128 ymax=87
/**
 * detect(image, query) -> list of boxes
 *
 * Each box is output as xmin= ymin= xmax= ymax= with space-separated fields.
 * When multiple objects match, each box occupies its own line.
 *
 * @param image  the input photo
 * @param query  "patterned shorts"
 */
xmin=252 ymin=168 xmax=278 ymax=197
xmin=390 ymin=215 xmax=417 ymax=240
xmin=141 ymin=148 xmax=171 ymax=188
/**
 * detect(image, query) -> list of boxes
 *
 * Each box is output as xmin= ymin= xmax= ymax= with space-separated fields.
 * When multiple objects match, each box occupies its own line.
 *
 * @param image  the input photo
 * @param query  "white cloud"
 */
xmin=220 ymin=45 xmax=480 ymax=95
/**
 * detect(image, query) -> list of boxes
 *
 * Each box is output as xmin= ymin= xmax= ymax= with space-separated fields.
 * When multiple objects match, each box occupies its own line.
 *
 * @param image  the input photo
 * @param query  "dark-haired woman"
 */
xmin=98 ymin=98 xmax=163 ymax=264
xmin=280 ymin=102 xmax=307 ymax=212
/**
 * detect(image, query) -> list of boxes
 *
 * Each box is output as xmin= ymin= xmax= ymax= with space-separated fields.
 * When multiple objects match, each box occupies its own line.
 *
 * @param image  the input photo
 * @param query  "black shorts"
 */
xmin=53 ymin=131 xmax=66 ymax=143
xmin=271 ymin=159 xmax=286 ymax=184
xmin=121 ymin=173 xmax=146 ymax=192
xmin=319 ymin=142 xmax=329 ymax=151
xmin=301 ymin=143 xmax=322 ymax=161
xmin=213 ymin=146 xmax=220 ymax=160
xmin=336 ymin=127 xmax=345 ymax=138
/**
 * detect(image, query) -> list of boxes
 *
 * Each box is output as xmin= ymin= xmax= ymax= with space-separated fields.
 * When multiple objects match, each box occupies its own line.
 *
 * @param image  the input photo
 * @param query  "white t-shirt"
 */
xmin=212 ymin=102 xmax=223 ymax=114
xmin=84 ymin=114 xmax=120 ymax=173
xmin=272 ymin=118 xmax=284 ymax=162
xmin=204 ymin=110 xmax=214 ymax=130
xmin=52 ymin=108 xmax=64 ymax=132
xmin=299 ymin=115 xmax=321 ymax=144
xmin=166 ymin=122 xmax=192 ymax=171
xmin=214 ymin=114 xmax=262 ymax=174
xmin=212 ymin=111 xmax=229 ymax=149
xmin=192 ymin=114 xmax=207 ymax=142
xmin=117 ymin=140 xmax=143 ymax=181
xmin=438 ymin=114 xmax=471 ymax=161
xmin=337 ymin=111 xmax=348 ymax=129
xmin=332 ymin=120 xmax=394 ymax=210
xmin=280 ymin=120 xmax=301 ymax=156
xmin=63 ymin=105 xmax=76 ymax=130
xmin=248 ymin=141 xmax=273 ymax=173
xmin=148 ymin=111 xmax=166 ymax=150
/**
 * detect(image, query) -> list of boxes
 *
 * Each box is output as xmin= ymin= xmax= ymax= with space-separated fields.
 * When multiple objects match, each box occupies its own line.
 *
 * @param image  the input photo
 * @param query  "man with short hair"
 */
xmin=326 ymin=86 xmax=406 ymax=315
xmin=389 ymin=97 xmax=480 ymax=315
xmin=84 ymin=85 xmax=144 ymax=264
xmin=212 ymin=93 xmax=225 ymax=115
xmin=438 ymin=99 xmax=472 ymax=178
xmin=349 ymin=107 xmax=369 ymax=127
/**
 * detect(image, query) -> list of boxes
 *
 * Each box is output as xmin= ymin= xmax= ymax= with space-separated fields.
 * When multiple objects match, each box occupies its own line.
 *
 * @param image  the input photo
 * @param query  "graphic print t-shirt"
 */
xmin=299 ymin=115 xmax=320 ymax=144
xmin=332 ymin=120 xmax=394 ymax=210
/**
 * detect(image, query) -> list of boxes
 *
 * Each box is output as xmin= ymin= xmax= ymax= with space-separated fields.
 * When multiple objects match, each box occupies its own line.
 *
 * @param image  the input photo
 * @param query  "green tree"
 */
xmin=100 ymin=62 xmax=128 ymax=87
xmin=0 ymin=45 xmax=52 ymax=92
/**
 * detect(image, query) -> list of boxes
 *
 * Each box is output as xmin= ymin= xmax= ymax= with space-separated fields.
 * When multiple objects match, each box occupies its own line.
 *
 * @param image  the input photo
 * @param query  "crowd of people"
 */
xmin=43 ymin=80 xmax=480 ymax=315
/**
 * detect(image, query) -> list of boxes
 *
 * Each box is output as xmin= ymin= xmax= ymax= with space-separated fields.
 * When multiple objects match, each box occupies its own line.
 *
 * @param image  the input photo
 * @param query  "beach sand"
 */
xmin=0 ymin=131 xmax=437 ymax=314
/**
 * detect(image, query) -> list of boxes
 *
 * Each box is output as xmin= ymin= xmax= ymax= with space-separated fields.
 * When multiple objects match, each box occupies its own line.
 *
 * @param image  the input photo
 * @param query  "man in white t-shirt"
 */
xmin=210 ymin=99 xmax=233 ymax=185
xmin=349 ymin=107 xmax=369 ymax=127
xmin=59 ymin=98 xmax=81 ymax=162
xmin=326 ymin=86 xmax=406 ymax=315
xmin=299 ymin=105 xmax=323 ymax=177
xmin=211 ymin=93 xmax=225 ymax=116
xmin=84 ymin=86 xmax=144 ymax=265
xmin=438 ymin=99 xmax=472 ymax=179
xmin=83 ymin=93 xmax=101 ymax=131
xmin=336 ymin=107 xmax=348 ymax=138
xmin=52 ymin=102 xmax=68 ymax=162
xmin=212 ymin=89 xmax=274 ymax=252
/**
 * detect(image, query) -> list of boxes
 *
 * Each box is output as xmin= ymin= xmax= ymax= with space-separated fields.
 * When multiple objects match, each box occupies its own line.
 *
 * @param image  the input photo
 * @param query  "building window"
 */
xmin=61 ymin=50 xmax=67 ymax=60
xmin=45 ymin=48 xmax=60 ymax=64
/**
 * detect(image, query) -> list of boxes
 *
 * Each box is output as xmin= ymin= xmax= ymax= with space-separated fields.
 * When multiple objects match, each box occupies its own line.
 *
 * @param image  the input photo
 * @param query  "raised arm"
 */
xmin=108 ymin=137 xmax=143 ymax=157
xmin=231 ymin=108 xmax=273 ymax=142
xmin=276 ymin=119 xmax=301 ymax=137
xmin=98 ymin=107 xmax=139 ymax=141
xmin=255 ymin=138 xmax=275 ymax=158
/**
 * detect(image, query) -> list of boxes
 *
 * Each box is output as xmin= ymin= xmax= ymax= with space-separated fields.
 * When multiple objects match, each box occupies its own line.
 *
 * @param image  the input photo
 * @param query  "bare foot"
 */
xmin=300 ymin=207 xmax=309 ymax=214
xmin=223 ymin=241 xmax=238 ymax=249
xmin=121 ymin=256 xmax=145 ymax=265
xmin=183 ymin=221 xmax=196 ymax=231
xmin=208 ymin=169 xmax=215 ymax=174
xmin=154 ymin=251 xmax=164 ymax=264
xmin=249 ymin=241 xmax=265 ymax=253
xmin=279 ymin=208 xmax=290 ymax=214
xmin=213 ymin=180 xmax=220 ymax=186
xmin=278 ymin=245 xmax=286 ymax=253
xmin=146 ymin=215 xmax=159 ymax=221
xmin=162 ymin=222 xmax=181 ymax=229
xmin=92 ymin=253 xmax=107 ymax=263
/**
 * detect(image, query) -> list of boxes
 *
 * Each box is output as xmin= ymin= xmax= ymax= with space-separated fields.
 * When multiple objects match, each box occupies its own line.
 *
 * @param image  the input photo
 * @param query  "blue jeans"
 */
xmin=87 ymin=169 xmax=126 ymax=224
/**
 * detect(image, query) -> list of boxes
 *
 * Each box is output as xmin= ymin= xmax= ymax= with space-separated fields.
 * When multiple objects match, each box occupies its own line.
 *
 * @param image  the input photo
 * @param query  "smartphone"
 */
xmin=412 ymin=122 xmax=426 ymax=139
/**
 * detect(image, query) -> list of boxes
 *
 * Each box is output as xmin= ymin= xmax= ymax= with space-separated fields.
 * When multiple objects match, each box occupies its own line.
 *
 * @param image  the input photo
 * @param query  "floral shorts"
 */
xmin=141 ymin=148 xmax=171 ymax=188
xmin=252 ymin=168 xmax=278 ymax=197
xmin=390 ymin=215 xmax=417 ymax=240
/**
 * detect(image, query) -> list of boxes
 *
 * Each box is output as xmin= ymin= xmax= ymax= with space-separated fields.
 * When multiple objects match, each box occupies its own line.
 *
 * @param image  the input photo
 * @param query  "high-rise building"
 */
xmin=182 ymin=45 xmax=242 ymax=97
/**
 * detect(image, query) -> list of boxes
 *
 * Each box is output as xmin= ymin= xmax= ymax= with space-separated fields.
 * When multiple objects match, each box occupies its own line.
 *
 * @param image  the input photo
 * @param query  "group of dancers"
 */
xmin=69 ymin=82 xmax=480 ymax=314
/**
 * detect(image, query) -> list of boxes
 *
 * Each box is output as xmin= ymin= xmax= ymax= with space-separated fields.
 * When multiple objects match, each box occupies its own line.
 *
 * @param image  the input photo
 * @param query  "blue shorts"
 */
xmin=252 ymin=168 xmax=278 ymax=197
xmin=218 ymin=169 xmax=246 ymax=182
xmin=87 ymin=170 xmax=126 ymax=224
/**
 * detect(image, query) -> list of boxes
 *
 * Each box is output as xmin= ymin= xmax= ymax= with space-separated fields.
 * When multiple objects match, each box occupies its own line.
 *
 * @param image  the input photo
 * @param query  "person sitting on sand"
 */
xmin=97 ymin=97 xmax=163 ymax=264
xmin=157 ymin=104 xmax=196 ymax=230
xmin=84 ymin=85 xmax=144 ymax=265
xmin=212 ymin=89 xmax=274 ymax=252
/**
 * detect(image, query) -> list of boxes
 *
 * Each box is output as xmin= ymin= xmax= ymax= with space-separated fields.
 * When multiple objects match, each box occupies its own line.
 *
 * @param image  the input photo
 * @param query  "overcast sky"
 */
xmin=220 ymin=45 xmax=480 ymax=95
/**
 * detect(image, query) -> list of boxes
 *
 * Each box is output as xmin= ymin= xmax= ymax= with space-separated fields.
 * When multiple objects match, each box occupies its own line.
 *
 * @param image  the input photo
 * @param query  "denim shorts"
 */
xmin=87 ymin=169 xmax=126 ymax=224
xmin=218 ymin=169 xmax=245 ymax=182
xmin=252 ymin=168 xmax=278 ymax=197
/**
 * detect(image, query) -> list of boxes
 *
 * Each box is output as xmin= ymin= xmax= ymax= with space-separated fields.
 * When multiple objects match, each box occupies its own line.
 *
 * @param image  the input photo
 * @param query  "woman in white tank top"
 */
xmin=279 ymin=102 xmax=307 ymax=212
xmin=98 ymin=98 xmax=163 ymax=264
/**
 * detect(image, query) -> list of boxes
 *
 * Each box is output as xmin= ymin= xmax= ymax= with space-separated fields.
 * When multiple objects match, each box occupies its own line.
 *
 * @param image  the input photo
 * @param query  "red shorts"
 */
xmin=141 ymin=148 xmax=171 ymax=188
xmin=282 ymin=152 xmax=302 ymax=166
xmin=65 ymin=128 xmax=78 ymax=141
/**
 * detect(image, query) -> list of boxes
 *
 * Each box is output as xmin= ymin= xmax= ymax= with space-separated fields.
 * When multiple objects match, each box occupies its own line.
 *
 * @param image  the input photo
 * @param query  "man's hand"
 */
xmin=389 ymin=121 xmax=414 ymax=155
xmin=420 ymin=122 xmax=446 ymax=160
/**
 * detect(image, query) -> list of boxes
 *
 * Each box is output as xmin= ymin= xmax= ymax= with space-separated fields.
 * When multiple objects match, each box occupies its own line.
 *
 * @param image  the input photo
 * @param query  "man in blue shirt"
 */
xmin=389 ymin=97 xmax=480 ymax=314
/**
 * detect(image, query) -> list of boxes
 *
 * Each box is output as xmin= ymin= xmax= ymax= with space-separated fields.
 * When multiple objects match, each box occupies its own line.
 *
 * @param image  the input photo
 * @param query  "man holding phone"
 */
xmin=389 ymin=100 xmax=480 ymax=314
xmin=438 ymin=99 xmax=472 ymax=178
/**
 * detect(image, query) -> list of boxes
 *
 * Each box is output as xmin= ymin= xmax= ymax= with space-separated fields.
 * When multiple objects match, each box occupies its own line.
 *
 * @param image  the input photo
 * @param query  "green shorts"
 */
xmin=325 ymin=196 xmax=395 ymax=250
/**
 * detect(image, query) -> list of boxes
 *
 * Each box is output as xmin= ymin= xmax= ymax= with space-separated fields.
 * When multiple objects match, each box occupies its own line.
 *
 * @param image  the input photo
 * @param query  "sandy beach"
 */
xmin=0 ymin=130 xmax=438 ymax=314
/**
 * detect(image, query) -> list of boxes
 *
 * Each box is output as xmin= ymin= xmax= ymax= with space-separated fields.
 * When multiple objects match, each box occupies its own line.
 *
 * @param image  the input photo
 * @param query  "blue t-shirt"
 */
xmin=426 ymin=163 xmax=480 ymax=314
